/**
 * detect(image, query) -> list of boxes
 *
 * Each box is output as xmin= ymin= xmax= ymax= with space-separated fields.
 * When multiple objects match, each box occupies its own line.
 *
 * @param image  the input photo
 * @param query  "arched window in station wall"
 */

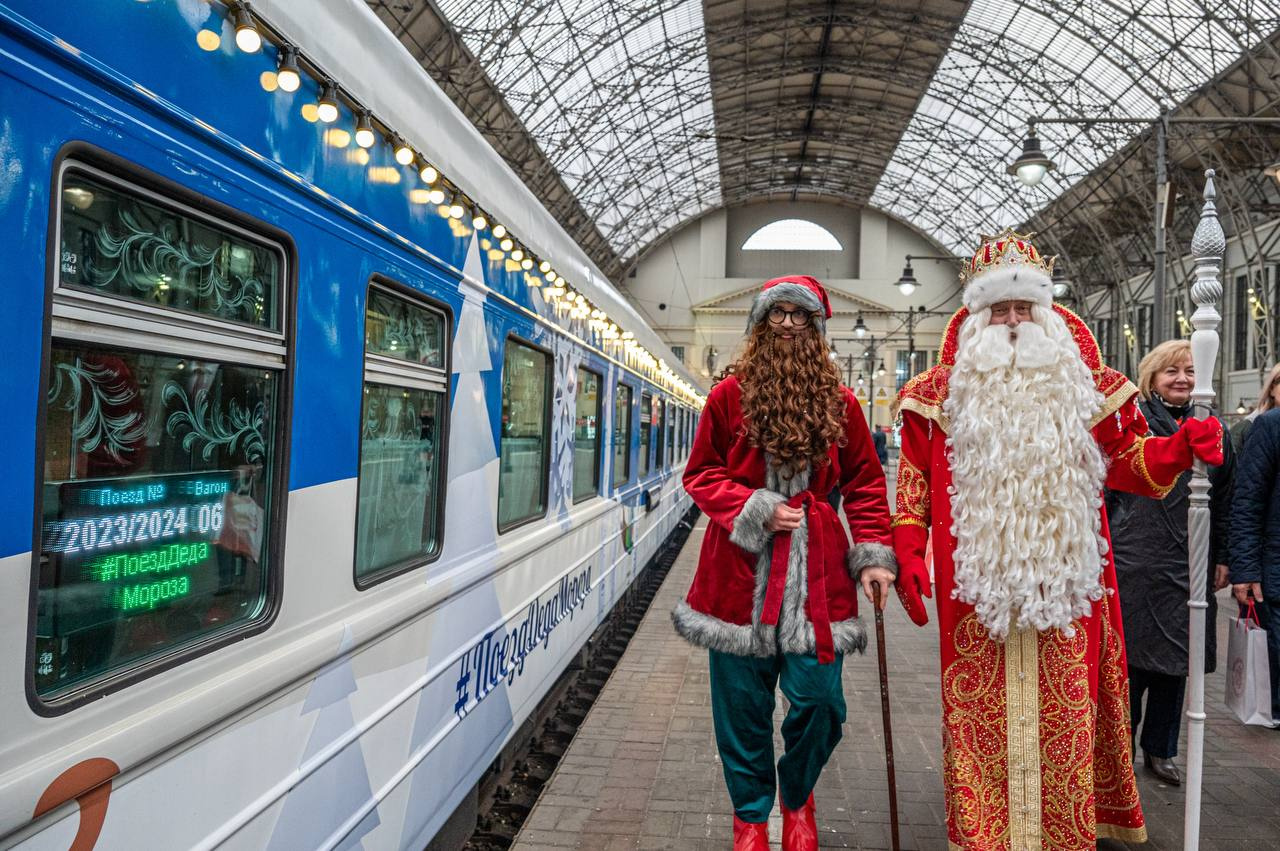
xmin=741 ymin=219 xmax=842 ymax=252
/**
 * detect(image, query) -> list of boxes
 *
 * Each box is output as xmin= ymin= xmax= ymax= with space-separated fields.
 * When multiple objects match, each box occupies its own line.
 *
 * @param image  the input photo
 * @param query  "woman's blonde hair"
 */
xmin=1137 ymin=339 xmax=1192 ymax=400
xmin=1254 ymin=362 xmax=1280 ymax=413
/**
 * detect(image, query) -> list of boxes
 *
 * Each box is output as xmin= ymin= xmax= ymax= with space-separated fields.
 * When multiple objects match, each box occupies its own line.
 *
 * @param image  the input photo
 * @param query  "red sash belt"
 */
xmin=759 ymin=492 xmax=836 ymax=664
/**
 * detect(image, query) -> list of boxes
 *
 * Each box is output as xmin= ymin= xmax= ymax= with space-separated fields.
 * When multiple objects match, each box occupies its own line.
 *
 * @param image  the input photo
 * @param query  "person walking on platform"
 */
xmin=890 ymin=230 xmax=1224 ymax=850
xmin=1230 ymin=406 xmax=1280 ymax=727
xmin=1107 ymin=340 xmax=1234 ymax=786
xmin=671 ymin=274 xmax=897 ymax=851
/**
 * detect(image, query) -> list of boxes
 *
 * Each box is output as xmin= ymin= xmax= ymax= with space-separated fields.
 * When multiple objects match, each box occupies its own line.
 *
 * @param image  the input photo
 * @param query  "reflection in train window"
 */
xmin=498 ymin=338 xmax=551 ymax=531
xmin=613 ymin=384 xmax=632 ymax=487
xmin=573 ymin=367 xmax=602 ymax=502
xmin=355 ymin=286 xmax=449 ymax=584
xmin=639 ymin=393 xmax=651 ymax=478
xmin=35 ymin=162 xmax=288 ymax=704
xmin=36 ymin=347 xmax=279 ymax=699
xmin=667 ymin=401 xmax=676 ymax=463
xmin=653 ymin=397 xmax=664 ymax=470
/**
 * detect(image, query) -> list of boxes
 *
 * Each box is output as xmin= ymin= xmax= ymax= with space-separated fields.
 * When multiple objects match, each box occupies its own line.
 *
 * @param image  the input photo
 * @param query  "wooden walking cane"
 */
xmin=872 ymin=586 xmax=901 ymax=851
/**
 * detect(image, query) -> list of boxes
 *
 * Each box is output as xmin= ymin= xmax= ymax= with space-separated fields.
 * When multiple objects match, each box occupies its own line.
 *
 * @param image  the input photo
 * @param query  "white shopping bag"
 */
xmin=1225 ymin=601 xmax=1274 ymax=727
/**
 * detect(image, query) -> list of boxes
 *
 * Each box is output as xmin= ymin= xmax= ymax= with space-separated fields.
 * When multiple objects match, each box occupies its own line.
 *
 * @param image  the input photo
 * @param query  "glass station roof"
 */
xmin=425 ymin=0 xmax=1280 ymax=258
xmin=871 ymin=0 xmax=1280 ymax=252
xmin=433 ymin=0 xmax=721 ymax=258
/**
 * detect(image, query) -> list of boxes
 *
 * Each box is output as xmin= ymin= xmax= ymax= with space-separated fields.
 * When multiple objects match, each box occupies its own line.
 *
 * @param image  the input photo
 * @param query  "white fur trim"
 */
xmin=847 ymin=542 xmax=898 ymax=580
xmin=729 ymin=488 xmax=786 ymax=553
xmin=962 ymin=265 xmax=1053 ymax=312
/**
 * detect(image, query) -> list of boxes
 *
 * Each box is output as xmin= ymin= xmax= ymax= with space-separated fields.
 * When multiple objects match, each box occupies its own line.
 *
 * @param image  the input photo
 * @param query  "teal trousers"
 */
xmin=708 ymin=649 xmax=846 ymax=823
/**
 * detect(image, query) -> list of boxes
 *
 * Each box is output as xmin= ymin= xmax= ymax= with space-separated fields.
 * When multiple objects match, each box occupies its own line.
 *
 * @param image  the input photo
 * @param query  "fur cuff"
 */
xmin=729 ymin=489 xmax=786 ymax=553
xmin=962 ymin=265 xmax=1053 ymax=312
xmin=671 ymin=601 xmax=761 ymax=656
xmin=847 ymin=542 xmax=898 ymax=580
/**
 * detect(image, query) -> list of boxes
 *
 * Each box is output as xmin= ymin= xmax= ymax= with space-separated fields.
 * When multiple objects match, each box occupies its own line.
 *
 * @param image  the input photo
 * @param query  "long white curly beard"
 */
xmin=944 ymin=306 xmax=1110 ymax=640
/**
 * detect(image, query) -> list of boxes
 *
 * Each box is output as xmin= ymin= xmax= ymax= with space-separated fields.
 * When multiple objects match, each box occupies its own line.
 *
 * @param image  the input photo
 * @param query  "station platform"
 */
xmin=512 ymin=517 xmax=1280 ymax=850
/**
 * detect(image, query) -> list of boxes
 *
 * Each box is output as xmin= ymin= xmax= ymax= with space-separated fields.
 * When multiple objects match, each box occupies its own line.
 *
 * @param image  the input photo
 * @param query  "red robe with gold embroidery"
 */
xmin=893 ymin=306 xmax=1207 ymax=849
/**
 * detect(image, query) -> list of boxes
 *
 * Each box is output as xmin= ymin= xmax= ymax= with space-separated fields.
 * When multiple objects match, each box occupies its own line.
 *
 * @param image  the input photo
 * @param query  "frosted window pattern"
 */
xmin=59 ymin=171 xmax=280 ymax=330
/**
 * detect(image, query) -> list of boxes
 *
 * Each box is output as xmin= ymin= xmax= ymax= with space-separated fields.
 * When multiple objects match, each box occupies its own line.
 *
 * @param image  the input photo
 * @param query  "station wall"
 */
xmin=624 ymin=201 xmax=964 ymax=422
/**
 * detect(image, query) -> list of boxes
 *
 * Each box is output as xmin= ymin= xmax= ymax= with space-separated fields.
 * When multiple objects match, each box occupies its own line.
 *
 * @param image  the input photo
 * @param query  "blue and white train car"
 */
xmin=0 ymin=1 xmax=704 ymax=847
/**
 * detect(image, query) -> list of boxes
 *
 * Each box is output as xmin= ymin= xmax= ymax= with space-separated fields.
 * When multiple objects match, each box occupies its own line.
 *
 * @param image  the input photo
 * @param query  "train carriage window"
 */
xmin=612 ymin=384 xmax=632 ymax=487
xmin=498 ymin=338 xmax=551 ymax=530
xmin=653 ymin=397 xmax=664 ymax=470
xmin=639 ymin=393 xmax=652 ymax=478
xmin=355 ymin=285 xmax=449 ymax=584
xmin=573 ymin=368 xmax=603 ymax=502
xmin=670 ymin=399 xmax=680 ymax=460
xmin=35 ymin=162 xmax=289 ymax=704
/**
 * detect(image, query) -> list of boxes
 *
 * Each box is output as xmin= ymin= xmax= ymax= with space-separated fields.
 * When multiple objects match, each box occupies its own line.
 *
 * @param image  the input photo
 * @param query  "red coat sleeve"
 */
xmin=682 ymin=382 xmax=759 ymax=532
xmin=891 ymin=409 xmax=931 ymax=571
xmin=1095 ymin=395 xmax=1202 ymax=498
xmin=837 ymin=391 xmax=891 ymax=546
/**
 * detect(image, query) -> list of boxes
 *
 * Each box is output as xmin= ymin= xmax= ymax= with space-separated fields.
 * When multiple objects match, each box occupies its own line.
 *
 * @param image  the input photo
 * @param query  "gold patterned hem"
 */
xmin=1005 ymin=627 xmax=1042 ymax=850
xmin=899 ymin=396 xmax=948 ymax=432
xmin=1097 ymin=822 xmax=1149 ymax=842
xmin=891 ymin=515 xmax=927 ymax=530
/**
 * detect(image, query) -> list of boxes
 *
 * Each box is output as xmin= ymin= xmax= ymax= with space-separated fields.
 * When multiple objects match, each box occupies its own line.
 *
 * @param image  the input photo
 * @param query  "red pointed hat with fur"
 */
xmin=746 ymin=275 xmax=832 ymax=335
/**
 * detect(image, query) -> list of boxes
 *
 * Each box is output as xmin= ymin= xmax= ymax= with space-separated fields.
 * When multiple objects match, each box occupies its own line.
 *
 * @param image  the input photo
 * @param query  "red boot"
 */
xmin=781 ymin=793 xmax=818 ymax=851
xmin=732 ymin=816 xmax=770 ymax=851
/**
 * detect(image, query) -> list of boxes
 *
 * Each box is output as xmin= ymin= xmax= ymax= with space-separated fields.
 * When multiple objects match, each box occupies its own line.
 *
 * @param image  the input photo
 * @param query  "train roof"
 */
xmin=254 ymin=0 xmax=705 ymax=398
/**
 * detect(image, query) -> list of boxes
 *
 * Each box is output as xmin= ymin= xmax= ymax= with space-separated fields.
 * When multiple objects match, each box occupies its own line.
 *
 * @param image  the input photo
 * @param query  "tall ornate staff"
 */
xmin=1184 ymin=169 xmax=1223 ymax=850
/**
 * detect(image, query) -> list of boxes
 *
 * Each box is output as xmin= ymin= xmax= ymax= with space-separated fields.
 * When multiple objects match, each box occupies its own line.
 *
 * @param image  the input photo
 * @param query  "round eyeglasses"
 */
xmin=767 ymin=307 xmax=814 ymax=327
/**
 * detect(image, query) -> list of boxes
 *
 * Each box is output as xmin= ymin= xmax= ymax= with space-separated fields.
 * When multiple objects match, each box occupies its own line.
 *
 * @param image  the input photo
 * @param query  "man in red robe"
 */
xmin=891 ymin=230 xmax=1223 ymax=849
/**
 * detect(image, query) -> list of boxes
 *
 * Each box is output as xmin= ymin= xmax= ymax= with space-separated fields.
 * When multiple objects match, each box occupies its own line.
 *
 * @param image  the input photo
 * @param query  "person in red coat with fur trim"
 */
xmin=672 ymin=275 xmax=897 ymax=851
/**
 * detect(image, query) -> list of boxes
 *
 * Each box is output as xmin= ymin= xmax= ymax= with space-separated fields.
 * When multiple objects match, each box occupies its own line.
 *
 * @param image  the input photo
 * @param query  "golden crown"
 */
xmin=960 ymin=228 xmax=1056 ymax=283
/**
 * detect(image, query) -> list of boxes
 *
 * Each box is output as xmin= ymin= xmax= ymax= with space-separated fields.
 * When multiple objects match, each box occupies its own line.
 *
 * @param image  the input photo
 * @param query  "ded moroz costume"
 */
xmin=891 ymin=230 xmax=1224 ymax=849
xmin=672 ymin=275 xmax=896 ymax=851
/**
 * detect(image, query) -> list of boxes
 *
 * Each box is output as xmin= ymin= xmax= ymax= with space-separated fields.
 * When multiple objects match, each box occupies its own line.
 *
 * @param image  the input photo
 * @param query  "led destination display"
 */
xmin=40 ymin=472 xmax=235 ymax=632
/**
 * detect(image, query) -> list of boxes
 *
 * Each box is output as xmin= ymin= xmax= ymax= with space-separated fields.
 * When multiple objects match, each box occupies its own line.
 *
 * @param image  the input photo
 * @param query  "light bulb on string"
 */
xmin=511 ymin=249 xmax=525 ymax=262
xmin=472 ymin=213 xmax=488 ymax=230
xmin=499 ymin=237 xmax=514 ymax=252
xmin=492 ymin=224 xmax=507 ymax=239
xmin=276 ymin=44 xmax=301 ymax=92
xmin=419 ymin=163 xmax=438 ymax=184
xmin=449 ymin=202 xmax=465 ymax=220
xmin=316 ymin=81 xmax=339 ymax=123
xmin=426 ymin=188 xmax=445 ymax=205
xmin=354 ymin=112 xmax=376 ymax=148
xmin=393 ymin=138 xmax=414 ymax=166
xmin=521 ymin=257 xmax=533 ymax=270
xmin=231 ymin=3 xmax=261 ymax=53
xmin=538 ymin=260 xmax=552 ymax=274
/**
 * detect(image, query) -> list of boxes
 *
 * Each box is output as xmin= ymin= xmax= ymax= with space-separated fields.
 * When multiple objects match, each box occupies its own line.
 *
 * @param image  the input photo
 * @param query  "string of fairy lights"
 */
xmin=195 ymin=0 xmax=703 ymax=406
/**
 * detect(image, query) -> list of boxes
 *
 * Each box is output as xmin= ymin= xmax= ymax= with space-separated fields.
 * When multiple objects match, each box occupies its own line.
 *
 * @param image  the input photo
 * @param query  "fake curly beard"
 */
xmin=732 ymin=323 xmax=847 ymax=474
xmin=943 ymin=306 xmax=1110 ymax=640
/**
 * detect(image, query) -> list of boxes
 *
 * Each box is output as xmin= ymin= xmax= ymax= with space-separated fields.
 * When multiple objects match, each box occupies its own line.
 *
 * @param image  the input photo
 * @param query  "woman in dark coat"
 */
xmin=1229 ymin=406 xmax=1280 ymax=727
xmin=1107 ymin=340 xmax=1234 ymax=786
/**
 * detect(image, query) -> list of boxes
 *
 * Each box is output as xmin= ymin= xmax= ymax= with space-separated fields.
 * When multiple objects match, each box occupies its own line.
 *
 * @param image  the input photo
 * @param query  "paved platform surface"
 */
xmin=513 ymin=517 xmax=1280 ymax=850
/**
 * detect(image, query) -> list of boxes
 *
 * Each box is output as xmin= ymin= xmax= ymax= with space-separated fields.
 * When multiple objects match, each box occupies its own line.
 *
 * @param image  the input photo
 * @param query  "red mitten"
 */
xmin=1180 ymin=416 xmax=1224 ymax=466
xmin=895 ymin=558 xmax=932 ymax=626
